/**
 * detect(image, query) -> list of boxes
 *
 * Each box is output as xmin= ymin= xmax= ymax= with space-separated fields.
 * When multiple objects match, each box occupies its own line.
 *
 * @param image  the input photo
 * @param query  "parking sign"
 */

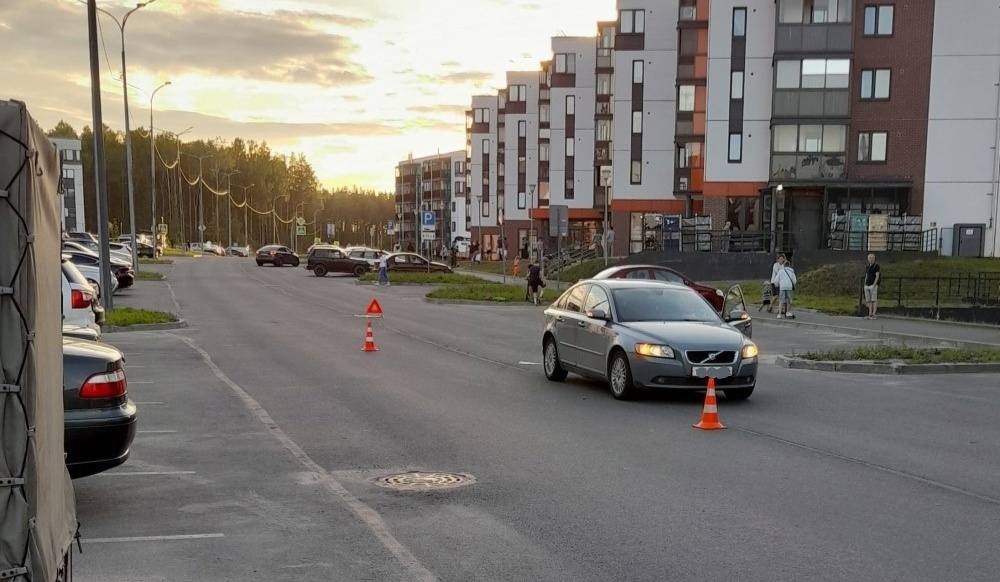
xmin=421 ymin=211 xmax=435 ymax=233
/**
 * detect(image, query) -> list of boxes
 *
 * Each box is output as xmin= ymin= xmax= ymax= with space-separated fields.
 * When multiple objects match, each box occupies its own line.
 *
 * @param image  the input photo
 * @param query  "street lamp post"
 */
xmin=218 ymin=170 xmax=240 ymax=251
xmin=232 ymin=183 xmax=254 ymax=249
xmin=270 ymin=194 xmax=285 ymax=244
xmin=149 ymin=80 xmax=171 ymax=251
xmin=167 ymin=127 xmax=193 ymax=249
xmin=293 ymin=201 xmax=306 ymax=253
xmin=95 ymin=0 xmax=157 ymax=273
xmin=601 ymin=168 xmax=612 ymax=265
xmin=180 ymin=152 xmax=212 ymax=247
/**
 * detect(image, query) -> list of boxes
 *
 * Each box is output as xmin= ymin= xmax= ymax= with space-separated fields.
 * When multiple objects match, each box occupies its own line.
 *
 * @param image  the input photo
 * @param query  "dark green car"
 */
xmin=305 ymin=245 xmax=370 ymax=277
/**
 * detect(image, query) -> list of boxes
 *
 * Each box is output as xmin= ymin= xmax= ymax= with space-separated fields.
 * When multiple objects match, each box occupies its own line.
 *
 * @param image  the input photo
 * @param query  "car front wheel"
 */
xmin=292 ymin=257 xmax=300 ymax=267
xmin=608 ymin=351 xmax=636 ymax=400
xmin=314 ymin=264 xmax=327 ymax=277
xmin=724 ymin=386 xmax=754 ymax=401
xmin=543 ymin=337 xmax=568 ymax=381
xmin=256 ymin=260 xmax=264 ymax=267
xmin=352 ymin=265 xmax=366 ymax=277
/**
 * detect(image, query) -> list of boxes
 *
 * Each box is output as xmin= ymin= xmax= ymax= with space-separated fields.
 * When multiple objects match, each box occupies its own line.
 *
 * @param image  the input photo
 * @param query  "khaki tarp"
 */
xmin=1 ymin=100 xmax=77 ymax=580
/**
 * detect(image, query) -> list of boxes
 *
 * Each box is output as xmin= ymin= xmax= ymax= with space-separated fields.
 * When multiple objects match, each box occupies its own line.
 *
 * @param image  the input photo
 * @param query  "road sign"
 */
xmin=387 ymin=220 xmax=394 ymax=230
xmin=422 ymin=232 xmax=436 ymax=241
xmin=421 ymin=211 xmax=435 ymax=233
xmin=366 ymin=299 xmax=383 ymax=317
xmin=549 ymin=204 xmax=569 ymax=237
xmin=314 ymin=237 xmax=321 ymax=244
xmin=326 ymin=223 xmax=335 ymax=238
xmin=198 ymin=224 xmax=206 ymax=232
xmin=157 ymin=223 xmax=168 ymax=234
xmin=296 ymin=216 xmax=305 ymax=226
xmin=296 ymin=225 xmax=306 ymax=236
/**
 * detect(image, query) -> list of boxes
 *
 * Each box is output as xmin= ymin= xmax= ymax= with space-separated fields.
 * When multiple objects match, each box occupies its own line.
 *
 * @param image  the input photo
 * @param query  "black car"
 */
xmin=62 ymin=337 xmax=138 ymax=478
xmin=256 ymin=244 xmax=300 ymax=267
xmin=305 ymin=245 xmax=370 ymax=277
xmin=64 ymin=250 xmax=135 ymax=289
xmin=384 ymin=252 xmax=453 ymax=273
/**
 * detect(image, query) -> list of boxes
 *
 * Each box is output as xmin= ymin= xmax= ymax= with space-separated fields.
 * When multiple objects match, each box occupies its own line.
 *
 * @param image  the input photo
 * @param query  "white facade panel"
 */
xmin=503 ymin=71 xmax=540 ymax=222
xmin=51 ymin=137 xmax=85 ymax=233
xmin=924 ymin=1 xmax=1000 ymax=256
xmin=469 ymin=95 xmax=498 ymax=229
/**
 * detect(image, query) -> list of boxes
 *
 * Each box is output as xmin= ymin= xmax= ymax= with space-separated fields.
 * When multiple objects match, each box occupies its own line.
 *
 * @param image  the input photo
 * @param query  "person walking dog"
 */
xmin=864 ymin=253 xmax=881 ymax=319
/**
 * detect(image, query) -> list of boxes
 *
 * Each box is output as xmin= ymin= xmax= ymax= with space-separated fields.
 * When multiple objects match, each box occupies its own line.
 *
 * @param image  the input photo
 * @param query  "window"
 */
xmin=632 ymin=111 xmax=643 ymax=134
xmin=728 ymin=134 xmax=743 ymax=162
xmin=518 ymin=120 xmax=526 ymax=138
xmin=779 ymin=0 xmax=853 ymax=24
xmin=565 ymin=95 xmax=575 ymax=115
xmin=864 ymin=5 xmax=893 ymax=36
xmin=858 ymin=131 xmax=887 ymax=162
xmin=678 ymin=85 xmax=695 ymax=111
xmin=555 ymin=53 xmax=576 ymax=74
xmin=518 ymin=191 xmax=526 ymax=209
xmin=773 ymin=124 xmax=847 ymax=152
xmin=566 ymin=138 xmax=575 ymax=157
xmin=539 ymin=104 xmax=550 ymax=123
xmin=631 ymin=160 xmax=642 ymax=184
xmin=731 ymin=71 xmax=744 ymax=99
xmin=733 ymin=7 xmax=747 ymax=37
xmin=509 ymin=85 xmax=527 ymax=101
xmin=677 ymin=142 xmax=703 ymax=168
xmin=632 ymin=60 xmax=644 ymax=84
xmin=584 ymin=286 xmax=611 ymax=314
xmin=860 ymin=69 xmax=891 ymax=99
xmin=539 ymin=142 xmax=549 ymax=161
xmin=620 ymin=9 xmax=645 ymax=33
xmin=482 ymin=139 xmax=490 ymax=154
xmin=597 ymin=74 xmax=612 ymax=95
xmin=596 ymin=119 xmax=612 ymax=141
xmin=474 ymin=108 xmax=490 ymax=124
xmin=778 ymin=59 xmax=850 ymax=89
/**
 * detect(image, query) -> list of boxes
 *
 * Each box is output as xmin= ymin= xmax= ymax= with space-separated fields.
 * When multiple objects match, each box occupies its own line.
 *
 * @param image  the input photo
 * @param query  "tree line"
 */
xmin=47 ymin=121 xmax=396 ymax=251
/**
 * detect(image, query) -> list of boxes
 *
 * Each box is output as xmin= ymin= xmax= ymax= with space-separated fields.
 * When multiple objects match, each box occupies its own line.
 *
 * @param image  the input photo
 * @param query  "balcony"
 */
xmin=773 ymin=89 xmax=850 ymax=118
xmin=775 ymin=23 xmax=853 ymax=54
xmin=770 ymin=153 xmax=847 ymax=180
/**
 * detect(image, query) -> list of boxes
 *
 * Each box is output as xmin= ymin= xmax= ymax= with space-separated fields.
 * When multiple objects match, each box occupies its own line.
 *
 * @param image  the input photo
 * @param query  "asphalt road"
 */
xmin=74 ymin=257 xmax=1000 ymax=581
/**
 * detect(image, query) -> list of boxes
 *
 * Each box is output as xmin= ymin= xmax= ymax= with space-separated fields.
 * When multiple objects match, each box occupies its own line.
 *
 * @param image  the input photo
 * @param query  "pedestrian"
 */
xmin=406 ymin=241 xmax=414 ymax=252
xmin=605 ymin=226 xmax=616 ymax=257
xmin=441 ymin=245 xmax=450 ymax=264
xmin=450 ymin=244 xmax=459 ymax=268
xmin=721 ymin=221 xmax=732 ymax=253
xmin=526 ymin=258 xmax=545 ymax=306
xmin=521 ymin=238 xmax=529 ymax=260
xmin=592 ymin=231 xmax=603 ymax=256
xmin=864 ymin=253 xmax=881 ymax=319
xmin=771 ymin=256 xmax=796 ymax=319
xmin=376 ymin=254 xmax=389 ymax=286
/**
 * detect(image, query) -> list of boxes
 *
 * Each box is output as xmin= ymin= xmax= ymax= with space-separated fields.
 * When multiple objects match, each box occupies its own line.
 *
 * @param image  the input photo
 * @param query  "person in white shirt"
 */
xmin=771 ymin=255 xmax=797 ymax=319
xmin=376 ymin=255 xmax=389 ymax=286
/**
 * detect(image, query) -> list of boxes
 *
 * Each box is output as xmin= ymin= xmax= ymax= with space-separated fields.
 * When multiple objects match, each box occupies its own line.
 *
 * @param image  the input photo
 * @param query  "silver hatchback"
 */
xmin=542 ymin=280 xmax=758 ymax=400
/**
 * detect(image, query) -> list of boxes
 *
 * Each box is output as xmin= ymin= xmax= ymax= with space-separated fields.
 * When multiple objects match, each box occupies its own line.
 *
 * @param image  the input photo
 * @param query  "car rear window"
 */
xmin=62 ymin=260 xmax=90 ymax=286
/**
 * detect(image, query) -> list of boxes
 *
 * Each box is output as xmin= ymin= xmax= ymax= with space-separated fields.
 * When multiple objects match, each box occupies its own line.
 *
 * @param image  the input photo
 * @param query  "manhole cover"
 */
xmin=375 ymin=471 xmax=475 ymax=491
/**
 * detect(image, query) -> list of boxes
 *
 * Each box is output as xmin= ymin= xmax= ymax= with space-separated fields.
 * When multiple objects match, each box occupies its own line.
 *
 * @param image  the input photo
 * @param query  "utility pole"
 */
xmin=87 ymin=0 xmax=113 ymax=309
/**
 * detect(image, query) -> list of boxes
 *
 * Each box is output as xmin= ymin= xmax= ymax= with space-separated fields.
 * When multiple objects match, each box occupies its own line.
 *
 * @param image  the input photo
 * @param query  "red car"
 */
xmin=590 ymin=265 xmax=726 ymax=312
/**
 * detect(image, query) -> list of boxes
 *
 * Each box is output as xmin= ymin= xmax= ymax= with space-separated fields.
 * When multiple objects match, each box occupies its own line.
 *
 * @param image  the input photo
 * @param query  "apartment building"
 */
xmin=51 ymin=137 xmax=85 ymax=233
xmin=445 ymin=0 xmax=1000 ymax=258
xmin=393 ymin=150 xmax=464 ymax=252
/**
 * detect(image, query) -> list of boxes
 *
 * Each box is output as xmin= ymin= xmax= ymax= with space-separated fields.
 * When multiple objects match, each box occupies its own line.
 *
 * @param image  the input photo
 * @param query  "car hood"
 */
xmin=616 ymin=321 xmax=745 ymax=350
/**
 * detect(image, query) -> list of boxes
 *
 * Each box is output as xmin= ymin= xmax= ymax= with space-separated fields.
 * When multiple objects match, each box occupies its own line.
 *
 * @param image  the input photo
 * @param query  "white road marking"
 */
xmin=129 ymin=381 xmax=155 ymax=384
xmin=173 ymin=333 xmax=440 ymax=582
xmin=83 ymin=533 xmax=224 ymax=544
xmin=134 ymin=401 xmax=165 ymax=405
xmin=137 ymin=430 xmax=177 ymax=434
xmin=99 ymin=471 xmax=195 ymax=476
xmin=518 ymin=361 xmax=541 ymax=365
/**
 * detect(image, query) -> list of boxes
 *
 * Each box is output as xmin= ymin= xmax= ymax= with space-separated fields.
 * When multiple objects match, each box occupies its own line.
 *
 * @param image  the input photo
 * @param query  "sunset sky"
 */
xmin=2 ymin=0 xmax=614 ymax=191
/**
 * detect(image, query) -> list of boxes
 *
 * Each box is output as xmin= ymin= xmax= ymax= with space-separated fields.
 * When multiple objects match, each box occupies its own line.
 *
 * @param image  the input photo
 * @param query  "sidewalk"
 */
xmin=457 ymin=268 xmax=1000 ymax=348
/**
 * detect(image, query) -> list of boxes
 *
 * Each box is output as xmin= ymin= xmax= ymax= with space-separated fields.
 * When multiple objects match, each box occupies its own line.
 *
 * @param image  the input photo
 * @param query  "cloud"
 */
xmin=406 ymin=104 xmax=467 ymax=115
xmin=415 ymin=71 xmax=495 ymax=85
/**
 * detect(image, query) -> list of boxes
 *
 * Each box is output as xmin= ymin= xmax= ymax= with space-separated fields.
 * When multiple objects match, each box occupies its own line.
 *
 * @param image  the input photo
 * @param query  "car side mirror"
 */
xmin=587 ymin=309 xmax=609 ymax=321
xmin=726 ymin=309 xmax=749 ymax=322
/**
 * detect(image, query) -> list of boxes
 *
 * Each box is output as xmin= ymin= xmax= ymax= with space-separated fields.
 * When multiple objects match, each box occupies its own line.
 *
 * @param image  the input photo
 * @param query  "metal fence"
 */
xmin=875 ymin=273 xmax=1000 ymax=308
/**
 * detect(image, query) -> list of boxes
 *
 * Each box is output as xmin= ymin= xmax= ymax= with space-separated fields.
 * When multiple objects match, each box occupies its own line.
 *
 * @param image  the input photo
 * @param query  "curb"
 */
xmin=755 ymin=318 xmax=998 ymax=348
xmin=424 ymin=298 xmax=541 ymax=307
xmin=775 ymin=355 xmax=1000 ymax=375
xmin=103 ymin=319 xmax=189 ymax=333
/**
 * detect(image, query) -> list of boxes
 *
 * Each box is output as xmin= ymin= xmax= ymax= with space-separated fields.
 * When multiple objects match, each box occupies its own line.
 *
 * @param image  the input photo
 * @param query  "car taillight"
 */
xmin=80 ymin=368 xmax=127 ymax=399
xmin=71 ymin=288 xmax=92 ymax=309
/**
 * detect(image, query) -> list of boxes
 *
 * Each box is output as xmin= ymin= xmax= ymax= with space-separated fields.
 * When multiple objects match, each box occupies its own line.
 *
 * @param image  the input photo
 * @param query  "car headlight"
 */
xmin=742 ymin=343 xmax=759 ymax=359
xmin=635 ymin=343 xmax=675 ymax=358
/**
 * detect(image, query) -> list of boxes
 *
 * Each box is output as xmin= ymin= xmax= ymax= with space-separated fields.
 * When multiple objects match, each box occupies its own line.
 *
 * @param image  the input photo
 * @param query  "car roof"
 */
xmin=580 ymin=279 xmax=690 ymax=291
xmin=590 ymin=264 xmax=682 ymax=278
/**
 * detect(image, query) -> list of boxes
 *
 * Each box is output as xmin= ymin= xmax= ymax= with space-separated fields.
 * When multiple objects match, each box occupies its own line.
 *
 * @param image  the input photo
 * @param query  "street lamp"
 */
xmin=293 ymin=201 xmax=306 ymax=253
xmin=95 ymin=0 xmax=157 ymax=272
xmin=528 ymin=183 xmax=536 ymax=261
xmin=148 ymin=80 xmax=171 ymax=251
xmin=180 ymin=152 xmax=212 ymax=247
xmin=601 ymin=168 xmax=612 ymax=265
xmin=270 ymin=193 xmax=286 ymax=244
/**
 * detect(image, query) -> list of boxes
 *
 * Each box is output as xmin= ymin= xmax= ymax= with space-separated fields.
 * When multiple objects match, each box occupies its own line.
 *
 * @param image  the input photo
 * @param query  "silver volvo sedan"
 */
xmin=542 ymin=279 xmax=758 ymax=401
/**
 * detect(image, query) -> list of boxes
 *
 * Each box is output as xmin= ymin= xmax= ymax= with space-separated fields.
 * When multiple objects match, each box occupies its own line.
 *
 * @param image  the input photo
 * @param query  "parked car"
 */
xmin=203 ymin=242 xmax=226 ymax=257
xmin=383 ymin=252 xmax=453 ymax=273
xmin=542 ymin=279 xmax=757 ymax=401
xmin=135 ymin=241 xmax=162 ymax=258
xmin=226 ymin=245 xmax=250 ymax=257
xmin=346 ymin=247 xmax=387 ymax=269
xmin=590 ymin=265 xmax=727 ymax=312
xmin=256 ymin=244 xmax=300 ymax=267
xmin=62 ymin=240 xmax=133 ymax=265
xmin=62 ymin=258 xmax=104 ymax=333
xmin=62 ymin=337 xmax=138 ymax=478
xmin=64 ymin=231 xmax=98 ymax=243
xmin=305 ymin=245 xmax=370 ymax=277
xmin=69 ymin=258 xmax=118 ymax=297
xmin=64 ymin=250 xmax=135 ymax=290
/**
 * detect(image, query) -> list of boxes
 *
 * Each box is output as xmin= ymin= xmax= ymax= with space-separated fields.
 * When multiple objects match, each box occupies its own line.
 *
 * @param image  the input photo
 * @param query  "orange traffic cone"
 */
xmin=693 ymin=378 xmax=726 ymax=430
xmin=361 ymin=321 xmax=379 ymax=352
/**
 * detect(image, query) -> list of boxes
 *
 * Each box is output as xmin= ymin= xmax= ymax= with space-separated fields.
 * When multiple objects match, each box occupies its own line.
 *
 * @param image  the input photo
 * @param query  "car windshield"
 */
xmin=611 ymin=287 xmax=720 ymax=323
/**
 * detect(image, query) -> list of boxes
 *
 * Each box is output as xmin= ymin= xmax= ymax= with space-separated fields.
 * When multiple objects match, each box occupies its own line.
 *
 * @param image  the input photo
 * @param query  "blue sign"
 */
xmin=421 ymin=211 xmax=435 ymax=227
xmin=387 ymin=220 xmax=394 ymax=229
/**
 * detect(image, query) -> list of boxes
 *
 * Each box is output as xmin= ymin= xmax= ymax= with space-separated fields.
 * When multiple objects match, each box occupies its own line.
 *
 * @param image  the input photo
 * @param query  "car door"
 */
xmin=328 ymin=249 xmax=346 ymax=272
xmin=723 ymin=284 xmax=753 ymax=337
xmin=390 ymin=254 xmax=410 ymax=271
xmin=553 ymin=283 xmax=589 ymax=367
xmin=409 ymin=254 xmax=430 ymax=272
xmin=576 ymin=285 xmax=614 ymax=374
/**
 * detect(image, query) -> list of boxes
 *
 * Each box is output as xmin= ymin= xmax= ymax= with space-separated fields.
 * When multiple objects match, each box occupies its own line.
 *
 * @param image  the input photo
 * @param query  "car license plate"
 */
xmin=692 ymin=366 xmax=733 ymax=379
